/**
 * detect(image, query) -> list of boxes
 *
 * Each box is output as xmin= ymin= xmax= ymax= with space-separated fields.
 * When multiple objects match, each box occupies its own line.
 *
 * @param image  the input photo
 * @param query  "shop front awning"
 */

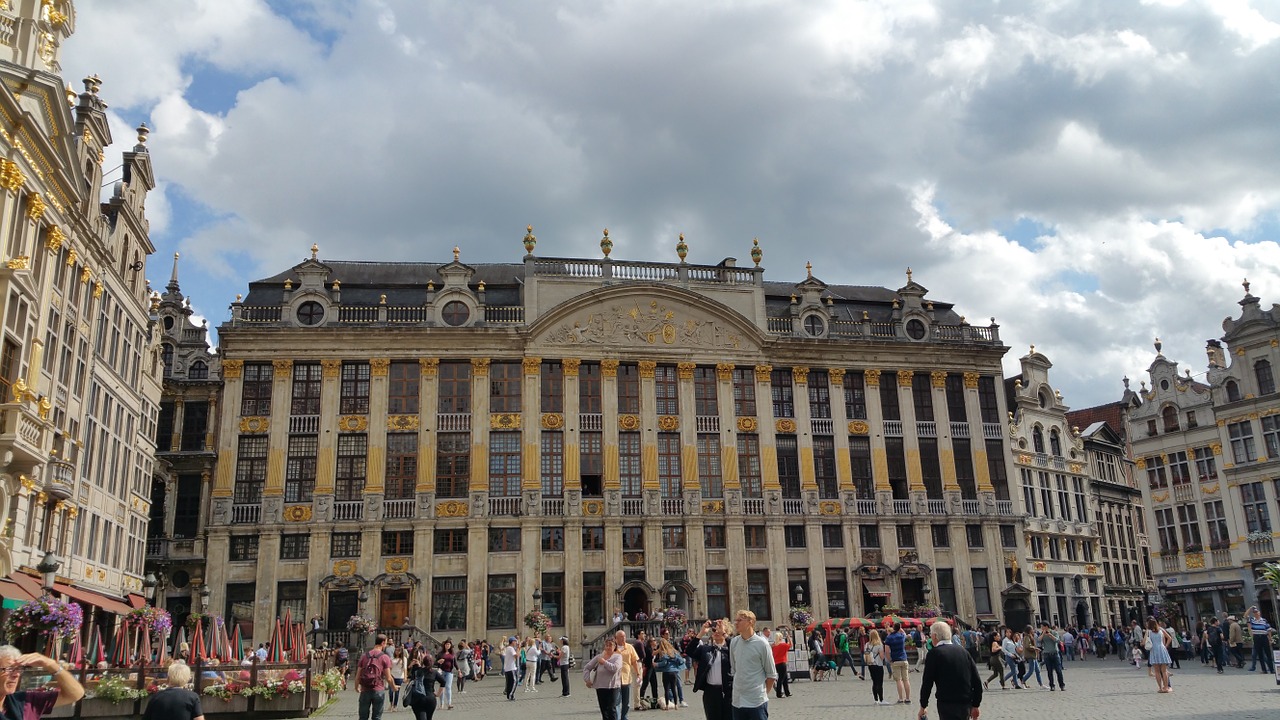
xmin=863 ymin=578 xmax=892 ymax=597
xmin=0 ymin=578 xmax=37 ymax=609
xmin=1164 ymin=581 xmax=1244 ymax=596
xmin=52 ymin=582 xmax=133 ymax=615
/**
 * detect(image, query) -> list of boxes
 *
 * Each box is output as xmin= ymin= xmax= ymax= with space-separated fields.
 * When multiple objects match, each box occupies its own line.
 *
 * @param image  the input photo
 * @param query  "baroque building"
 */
xmin=1005 ymin=350 xmax=1105 ymax=628
xmin=143 ymin=254 xmax=219 ymax=630
xmin=0 ymin=0 xmax=165 ymax=625
xmin=205 ymin=234 xmax=1028 ymax=646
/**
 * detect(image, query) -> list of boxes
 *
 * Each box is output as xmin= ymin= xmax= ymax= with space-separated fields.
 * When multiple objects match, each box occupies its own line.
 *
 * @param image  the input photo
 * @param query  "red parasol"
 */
xmin=281 ymin=608 xmax=293 ymax=652
xmin=230 ymin=623 xmax=245 ymax=661
xmin=110 ymin=623 xmax=130 ymax=666
xmin=138 ymin=623 xmax=152 ymax=667
xmin=68 ymin=630 xmax=83 ymax=668
xmin=190 ymin=617 xmax=207 ymax=661
xmin=87 ymin=625 xmax=104 ymax=666
xmin=266 ymin=619 xmax=284 ymax=663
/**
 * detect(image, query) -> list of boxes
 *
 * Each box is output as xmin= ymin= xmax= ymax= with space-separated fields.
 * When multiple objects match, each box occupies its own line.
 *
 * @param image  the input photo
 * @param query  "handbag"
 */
xmin=403 ymin=676 xmax=428 ymax=708
xmin=1143 ymin=632 xmax=1153 ymax=651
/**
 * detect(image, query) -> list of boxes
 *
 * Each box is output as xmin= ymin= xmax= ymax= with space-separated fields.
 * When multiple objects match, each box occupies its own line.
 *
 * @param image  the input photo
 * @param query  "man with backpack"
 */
xmin=356 ymin=634 xmax=396 ymax=720
xmin=1204 ymin=618 xmax=1226 ymax=674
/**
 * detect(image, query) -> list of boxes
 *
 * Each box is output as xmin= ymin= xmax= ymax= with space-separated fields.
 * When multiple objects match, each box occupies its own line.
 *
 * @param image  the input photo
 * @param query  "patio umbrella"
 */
xmin=282 ymin=608 xmax=293 ymax=651
xmin=230 ymin=623 xmax=244 ymax=661
xmin=190 ymin=617 xmax=207 ymax=661
xmin=171 ymin=625 xmax=186 ymax=660
xmin=295 ymin=622 xmax=309 ymax=658
xmin=110 ymin=624 xmax=130 ymax=666
xmin=87 ymin=625 xmax=104 ymax=667
xmin=266 ymin=619 xmax=283 ymax=663
xmin=138 ymin=624 xmax=152 ymax=667
xmin=68 ymin=630 xmax=83 ymax=668
xmin=221 ymin=622 xmax=235 ymax=661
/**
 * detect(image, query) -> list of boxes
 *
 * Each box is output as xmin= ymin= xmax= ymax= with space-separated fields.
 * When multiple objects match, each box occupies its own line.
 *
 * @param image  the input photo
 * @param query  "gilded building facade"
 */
xmin=1005 ymin=351 xmax=1105 ymax=628
xmin=205 ymin=235 xmax=1027 ymax=644
xmin=0 ymin=0 xmax=165 ymax=620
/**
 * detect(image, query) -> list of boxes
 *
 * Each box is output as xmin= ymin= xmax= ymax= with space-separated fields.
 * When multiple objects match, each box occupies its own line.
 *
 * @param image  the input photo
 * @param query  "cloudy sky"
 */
xmin=61 ymin=0 xmax=1280 ymax=409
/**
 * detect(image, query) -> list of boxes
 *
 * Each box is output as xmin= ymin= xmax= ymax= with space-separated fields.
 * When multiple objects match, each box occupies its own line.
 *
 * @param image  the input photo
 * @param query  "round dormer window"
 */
xmin=296 ymin=301 xmax=325 ymax=326
xmin=163 ymin=316 xmax=174 ymax=330
xmin=905 ymin=318 xmax=927 ymax=340
xmin=803 ymin=315 xmax=826 ymax=337
xmin=442 ymin=300 xmax=470 ymax=327
xmin=1160 ymin=379 xmax=1169 ymax=391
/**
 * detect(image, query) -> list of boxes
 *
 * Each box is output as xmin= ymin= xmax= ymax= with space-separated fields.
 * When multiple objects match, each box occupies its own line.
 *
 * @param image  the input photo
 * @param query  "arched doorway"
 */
xmin=623 ymin=586 xmax=651 ymax=620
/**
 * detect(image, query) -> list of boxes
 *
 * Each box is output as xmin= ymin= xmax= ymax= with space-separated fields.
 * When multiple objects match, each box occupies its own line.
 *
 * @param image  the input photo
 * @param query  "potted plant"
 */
xmin=3 ymin=596 xmax=83 ymax=642
xmin=789 ymin=605 xmax=813 ymax=628
xmin=1183 ymin=542 xmax=1203 ymax=554
xmin=523 ymin=609 xmax=551 ymax=635
xmin=660 ymin=607 xmax=688 ymax=634
xmin=1247 ymin=531 xmax=1272 ymax=543
xmin=1209 ymin=539 xmax=1232 ymax=551
xmin=126 ymin=606 xmax=173 ymax=642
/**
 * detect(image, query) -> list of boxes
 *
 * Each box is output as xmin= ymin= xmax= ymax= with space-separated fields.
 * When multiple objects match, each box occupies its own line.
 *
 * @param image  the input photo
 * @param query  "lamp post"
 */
xmin=532 ymin=588 xmax=542 ymax=611
xmin=793 ymin=583 xmax=804 ymax=606
xmin=668 ymin=588 xmax=677 ymax=607
xmin=143 ymin=572 xmax=158 ymax=607
xmin=37 ymin=551 xmax=60 ymax=595
xmin=199 ymin=584 xmax=211 ymax=614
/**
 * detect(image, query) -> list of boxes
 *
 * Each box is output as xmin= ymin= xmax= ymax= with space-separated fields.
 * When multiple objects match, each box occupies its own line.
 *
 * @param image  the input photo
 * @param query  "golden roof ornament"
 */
xmin=379 ymin=294 xmax=387 ymax=305
xmin=310 ymin=243 xmax=318 ymax=260
xmin=453 ymin=246 xmax=460 ymax=262
xmin=135 ymin=123 xmax=149 ymax=146
xmin=789 ymin=293 xmax=797 ymax=304
xmin=523 ymin=225 xmax=537 ymax=254
xmin=750 ymin=237 xmax=762 ymax=266
xmin=332 ymin=280 xmax=341 ymax=290
xmin=676 ymin=233 xmax=687 ymax=262
xmin=283 ymin=278 xmax=293 ymax=291
xmin=235 ymin=294 xmax=243 ymax=302
xmin=600 ymin=229 xmax=612 ymax=257
xmin=477 ymin=280 xmax=486 ymax=292
xmin=427 ymin=280 xmax=435 ymax=291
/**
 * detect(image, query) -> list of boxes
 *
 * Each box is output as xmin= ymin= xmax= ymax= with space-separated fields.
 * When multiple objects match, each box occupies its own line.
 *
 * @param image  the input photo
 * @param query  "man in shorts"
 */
xmin=884 ymin=623 xmax=911 ymax=704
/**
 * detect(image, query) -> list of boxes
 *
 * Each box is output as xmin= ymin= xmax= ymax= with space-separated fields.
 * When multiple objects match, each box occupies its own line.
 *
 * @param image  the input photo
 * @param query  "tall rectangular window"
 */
xmin=290 ymin=362 xmax=322 ymax=415
xmin=880 ymin=379 xmax=900 ymax=422
xmin=1145 ymin=455 xmax=1167 ymax=488
xmin=1154 ymin=507 xmax=1177 ymax=551
xmin=1204 ymin=500 xmax=1229 ymax=545
xmin=173 ymin=475 xmax=202 ymax=538
xmin=931 ymin=524 xmax=949 ymax=548
xmin=381 ymin=530 xmax=414 ymax=555
xmin=1229 ymin=421 xmax=1257 ymax=464
xmin=944 ymin=374 xmax=967 ymax=423
xmin=581 ymin=432 xmax=603 ymax=497
xmin=180 ymin=401 xmax=208 ymax=451
xmin=438 ymin=362 xmax=471 ymax=413
xmin=240 ymin=362 xmax=274 ymax=416
xmin=776 ymin=435 xmax=800 ymax=498
xmin=488 ymin=432 xmax=521 ymax=496
xmin=655 ymin=365 xmax=679 ymax=415
xmin=971 ymin=568 xmax=991 ymax=615
xmin=822 ymin=524 xmax=844 ymax=548
xmin=849 ymin=436 xmax=873 ymax=498
xmin=704 ymin=525 xmax=727 ymax=548
xmin=919 ymin=438 xmax=942 ymax=498
xmin=285 ymin=434 xmax=318 ymax=503
xmin=335 ymin=434 xmax=368 ymax=501
xmin=580 ymin=362 xmax=601 ymax=414
xmin=617 ymin=364 xmax=640 ymax=414
xmin=911 ymin=373 xmax=934 ymax=422
xmin=1072 ymin=477 xmax=1088 ymax=523
xmin=737 ymin=434 xmax=763 ymax=498
xmin=694 ymin=367 xmax=718 ymax=416
xmin=744 ymin=525 xmax=767 ymax=548
xmin=156 ymin=402 xmax=174 ymax=450
xmin=541 ymin=432 xmax=564 ymax=497
xmin=953 ymin=440 xmax=976 ymax=499
xmin=784 ymin=526 xmax=807 ymax=548
xmin=808 ymin=370 xmax=831 ymax=419
xmin=1242 ymin=482 xmax=1272 ymax=533
xmin=280 ymin=534 xmax=310 ymax=560
xmin=658 ymin=433 xmax=682 ymax=497
xmin=435 ymin=432 xmax=469 ymax=498
xmin=340 ymin=362 xmax=370 ymax=414
xmin=540 ymin=361 xmax=563 ymax=413
xmin=706 ymin=570 xmax=728 ymax=621
xmin=583 ymin=572 xmax=605 ymax=626
xmin=986 ymin=439 xmax=1011 ymax=500
xmin=386 ymin=433 xmax=417 ymax=500
xmin=1262 ymin=416 xmax=1280 ymax=459
xmin=234 ymin=435 xmax=267 ymax=504
xmin=844 ymin=371 xmax=866 ymax=420
xmin=330 ymin=532 xmax=361 ymax=558
xmin=542 ymin=572 xmax=565 ymax=627
xmin=814 ymin=436 xmax=837 ymax=499
xmin=433 ymin=529 xmax=467 ymax=553
xmin=432 ymin=577 xmax=466 ymax=632
xmin=937 ymin=569 xmax=957 ymax=615
xmin=771 ymin=369 xmax=794 ymax=418
xmin=582 ymin=526 xmax=605 ymax=551
xmin=1168 ymin=451 xmax=1191 ymax=485
xmin=622 ymin=527 xmax=644 ymax=550
xmin=747 ymin=569 xmax=771 ymax=620
xmin=966 ymin=524 xmax=985 ymax=548
xmin=388 ymin=361 xmax=419 ymax=414
xmin=826 ymin=568 xmax=848 ymax=618
xmin=897 ymin=524 xmax=915 ymax=548
xmin=541 ymin=527 xmax=565 ymax=552
xmin=1176 ymin=505 xmax=1202 ymax=548
xmin=977 ymin=376 xmax=999 ymax=423
xmin=490 ymin=362 xmax=522 ymax=413
xmin=277 ymin=581 xmax=307 ymax=621
xmin=697 ymin=434 xmax=723 ymax=497
xmin=620 ymin=431 xmax=642 ymax=497
xmin=859 ymin=524 xmax=880 ymax=548
xmin=885 ymin=437 xmax=907 ymax=498
xmin=732 ymin=368 xmax=756 ymax=416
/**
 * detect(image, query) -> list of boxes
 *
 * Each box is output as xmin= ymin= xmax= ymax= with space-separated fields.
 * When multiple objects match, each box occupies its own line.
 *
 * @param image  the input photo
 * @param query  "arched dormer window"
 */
xmin=189 ymin=360 xmax=208 ymax=380
xmin=1032 ymin=426 xmax=1045 ymax=454
xmin=1161 ymin=406 xmax=1179 ymax=433
xmin=1257 ymin=359 xmax=1276 ymax=396
xmin=161 ymin=343 xmax=173 ymax=378
xmin=1049 ymin=428 xmax=1062 ymax=457
xmin=1225 ymin=379 xmax=1241 ymax=403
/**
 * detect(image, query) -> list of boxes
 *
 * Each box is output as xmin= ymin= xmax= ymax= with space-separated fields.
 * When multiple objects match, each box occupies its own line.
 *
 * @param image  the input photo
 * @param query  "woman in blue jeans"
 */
xmin=1020 ymin=626 xmax=1045 ymax=688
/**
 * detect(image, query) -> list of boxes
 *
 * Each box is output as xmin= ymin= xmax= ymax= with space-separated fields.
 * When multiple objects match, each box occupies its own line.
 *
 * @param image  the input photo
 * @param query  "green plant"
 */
xmin=91 ymin=675 xmax=145 ymax=704
xmin=312 ymin=668 xmax=343 ymax=695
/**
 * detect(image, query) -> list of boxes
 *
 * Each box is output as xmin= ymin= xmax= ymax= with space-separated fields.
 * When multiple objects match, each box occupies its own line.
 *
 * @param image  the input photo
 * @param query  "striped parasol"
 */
xmin=190 ymin=617 xmax=207 ymax=661
xmin=230 ymin=623 xmax=245 ymax=661
xmin=294 ymin=622 xmax=308 ymax=659
xmin=68 ymin=631 xmax=83 ymax=668
xmin=87 ymin=625 xmax=104 ymax=666
xmin=266 ymin=618 xmax=284 ymax=663
xmin=281 ymin=608 xmax=293 ymax=653
xmin=171 ymin=625 xmax=187 ymax=660
xmin=110 ymin=623 xmax=130 ymax=666
xmin=220 ymin=621 xmax=235 ymax=661
xmin=138 ymin=623 xmax=152 ymax=666
xmin=157 ymin=627 xmax=169 ymax=665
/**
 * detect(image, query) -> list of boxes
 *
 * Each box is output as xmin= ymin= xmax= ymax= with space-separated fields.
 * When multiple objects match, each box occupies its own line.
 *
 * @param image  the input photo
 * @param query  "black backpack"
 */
xmin=1207 ymin=626 xmax=1222 ymax=645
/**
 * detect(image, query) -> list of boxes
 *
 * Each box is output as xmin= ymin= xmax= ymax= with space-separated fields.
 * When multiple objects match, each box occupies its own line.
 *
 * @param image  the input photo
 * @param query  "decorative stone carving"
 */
xmin=541 ymin=413 xmax=564 ymax=430
xmin=737 ymin=417 xmax=758 ymax=432
xmin=619 ymin=414 xmax=640 ymax=431
xmin=623 ymin=552 xmax=645 ymax=567
xmin=829 ymin=368 xmax=845 ymax=386
xmin=339 ymin=416 xmax=369 ymax=432
xmin=369 ymin=358 xmax=391 ymax=376
xmin=273 ymin=359 xmax=293 ymax=376
xmin=847 ymin=420 xmax=869 ymax=435
xmin=45 ymin=226 xmax=65 ymax=252
xmin=754 ymin=364 xmax=772 ymax=382
xmin=562 ymin=358 xmax=581 ymax=376
xmin=715 ymin=363 xmax=734 ymax=381
xmin=638 ymin=361 xmax=656 ymax=378
xmin=818 ymin=501 xmax=841 ymax=516
xmin=897 ymin=370 xmax=913 ymax=387
xmin=239 ymin=417 xmax=269 ymax=433
xmin=657 ymin=415 xmax=680 ymax=431
xmin=677 ymin=362 xmax=696 ymax=380
xmin=471 ymin=358 xmax=490 ymax=376
xmin=419 ymin=358 xmax=440 ymax=376
xmin=385 ymin=558 xmax=410 ymax=574
xmin=333 ymin=560 xmax=357 ymax=578
xmin=582 ymin=500 xmax=604 ymax=516
xmin=931 ymin=371 xmax=947 ymax=388
xmin=542 ymin=298 xmax=750 ymax=350
xmin=522 ymin=357 xmax=541 ymax=375
xmin=491 ymin=413 xmax=521 ymax=430
xmin=1134 ymin=457 xmax=1147 ymax=469
xmin=702 ymin=500 xmax=725 ymax=514
xmin=388 ymin=415 xmax=420 ymax=431
xmin=436 ymin=500 xmax=469 ymax=517
xmin=865 ymin=369 xmax=881 ymax=387
xmin=600 ymin=359 xmax=619 ymax=377
xmin=283 ymin=505 xmax=312 ymax=522
xmin=320 ymin=359 xmax=342 ymax=379
xmin=776 ymin=419 xmax=797 ymax=434
xmin=792 ymin=367 xmax=809 ymax=384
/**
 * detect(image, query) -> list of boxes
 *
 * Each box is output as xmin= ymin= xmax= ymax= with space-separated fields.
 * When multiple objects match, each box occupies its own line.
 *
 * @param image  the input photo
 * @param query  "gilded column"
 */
xmin=263 ymin=360 xmax=294 ymax=496
xmin=793 ymin=367 xmax=816 ymax=490
xmin=677 ymin=362 xmax=698 ymax=495
xmin=934 ymin=371 xmax=960 ymax=492
xmin=562 ymin=359 xmax=581 ymax=492
xmin=205 ymin=394 xmax=218 ymax=452
xmin=365 ymin=358 xmax=390 ymax=492
xmin=754 ymin=364 xmax=780 ymax=491
xmin=212 ymin=360 xmax=244 ymax=497
xmin=963 ymin=372 xmax=994 ymax=492
xmin=313 ymin=359 xmax=342 ymax=495
xmin=865 ymin=370 xmax=890 ymax=492
xmin=639 ymin=361 xmax=658 ymax=490
xmin=829 ymin=369 xmax=854 ymax=491
xmin=468 ymin=358 xmax=491 ymax=493
xmin=601 ymin=360 xmax=620 ymax=490
xmin=418 ymin=359 xmax=439 ymax=493
xmin=715 ymin=364 xmax=739 ymax=491
xmin=521 ymin=358 xmax=541 ymax=490
xmin=897 ymin=370 xmax=925 ymax=491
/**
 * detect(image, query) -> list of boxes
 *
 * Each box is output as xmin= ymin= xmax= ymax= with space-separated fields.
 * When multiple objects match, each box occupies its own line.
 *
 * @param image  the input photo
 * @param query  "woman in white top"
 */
xmin=388 ymin=646 xmax=407 ymax=710
xmin=524 ymin=637 xmax=541 ymax=691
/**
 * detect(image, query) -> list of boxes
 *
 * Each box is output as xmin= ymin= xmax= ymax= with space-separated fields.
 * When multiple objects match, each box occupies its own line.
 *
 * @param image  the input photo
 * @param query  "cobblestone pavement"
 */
xmin=304 ymin=658 xmax=1280 ymax=719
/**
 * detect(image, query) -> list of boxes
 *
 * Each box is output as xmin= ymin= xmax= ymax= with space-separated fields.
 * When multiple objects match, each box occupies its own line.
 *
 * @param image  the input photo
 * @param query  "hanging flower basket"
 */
xmin=346 ymin=615 xmax=375 ymax=634
xmin=185 ymin=612 xmax=212 ymax=631
xmin=660 ymin=607 xmax=687 ymax=633
xmin=523 ymin=610 xmax=551 ymax=635
xmin=126 ymin=606 xmax=173 ymax=639
xmin=3 ymin=596 xmax=83 ymax=640
xmin=789 ymin=605 xmax=813 ymax=628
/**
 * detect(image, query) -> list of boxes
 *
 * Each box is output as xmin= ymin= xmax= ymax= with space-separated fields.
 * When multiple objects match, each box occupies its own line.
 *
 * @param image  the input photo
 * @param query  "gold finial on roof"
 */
xmin=523 ymin=225 xmax=537 ymax=254
xmin=283 ymin=278 xmax=293 ymax=291
xmin=453 ymin=246 xmax=460 ymax=262
xmin=332 ymin=280 xmax=341 ymax=290
xmin=235 ymin=294 xmax=242 ymax=302
xmin=676 ymin=233 xmax=688 ymax=262
xmin=600 ymin=229 xmax=612 ymax=257
xmin=427 ymin=280 xmax=435 ymax=291
xmin=789 ymin=293 xmax=797 ymax=304
xmin=379 ymin=294 xmax=387 ymax=305
xmin=310 ymin=243 xmax=318 ymax=260
xmin=478 ymin=281 xmax=486 ymax=292
xmin=750 ymin=237 xmax=762 ymax=266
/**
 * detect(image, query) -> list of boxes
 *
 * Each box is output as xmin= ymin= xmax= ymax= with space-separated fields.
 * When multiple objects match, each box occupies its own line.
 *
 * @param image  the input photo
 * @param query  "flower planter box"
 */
xmin=254 ymin=694 xmax=307 ymax=712
xmin=74 ymin=698 xmax=138 ymax=717
xmin=202 ymin=695 xmax=250 ymax=714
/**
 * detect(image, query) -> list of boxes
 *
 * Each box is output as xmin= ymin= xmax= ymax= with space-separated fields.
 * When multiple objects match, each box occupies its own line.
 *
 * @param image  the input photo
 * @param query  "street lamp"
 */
xmin=532 ymin=588 xmax=542 ymax=610
xmin=668 ymin=588 xmax=677 ymax=606
xmin=793 ymin=584 xmax=804 ymax=605
xmin=199 ymin=584 xmax=211 ymax=613
xmin=37 ymin=552 xmax=60 ymax=594
xmin=143 ymin=572 xmax=158 ymax=605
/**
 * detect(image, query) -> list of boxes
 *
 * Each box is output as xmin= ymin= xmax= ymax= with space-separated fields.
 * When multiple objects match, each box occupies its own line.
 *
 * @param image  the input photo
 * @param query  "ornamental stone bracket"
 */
xmin=418 ymin=492 xmax=435 ymax=518
xmin=366 ymin=493 xmax=384 ymax=520
xmin=315 ymin=495 xmax=332 ymax=522
xmin=262 ymin=496 xmax=284 ymax=524
xmin=211 ymin=497 xmax=230 ymax=525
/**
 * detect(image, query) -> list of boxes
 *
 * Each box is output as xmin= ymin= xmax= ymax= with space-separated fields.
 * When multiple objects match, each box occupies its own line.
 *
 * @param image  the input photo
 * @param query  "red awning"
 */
xmin=126 ymin=594 xmax=147 ymax=609
xmin=863 ymin=578 xmax=892 ymax=597
xmin=0 ymin=578 xmax=37 ymax=607
xmin=52 ymin=582 xmax=133 ymax=616
xmin=6 ymin=573 xmax=43 ymax=600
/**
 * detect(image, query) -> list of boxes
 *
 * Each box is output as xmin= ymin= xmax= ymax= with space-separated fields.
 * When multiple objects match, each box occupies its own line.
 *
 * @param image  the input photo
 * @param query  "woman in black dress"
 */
xmin=407 ymin=650 xmax=446 ymax=720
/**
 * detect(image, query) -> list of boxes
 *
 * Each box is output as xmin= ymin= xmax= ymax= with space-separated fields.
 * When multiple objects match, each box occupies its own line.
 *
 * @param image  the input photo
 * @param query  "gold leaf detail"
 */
xmin=754 ymin=364 xmax=772 ymax=382
xmin=582 ymin=500 xmax=604 ymax=516
xmin=436 ymin=500 xmax=469 ymax=518
xmin=657 ymin=415 xmax=680 ymax=431
xmin=847 ymin=420 xmax=869 ymax=435
xmin=238 ymin=417 xmax=269 ymax=433
xmin=369 ymin=358 xmax=391 ymax=376
xmin=338 ymin=415 xmax=369 ymax=432
xmin=619 ymin=414 xmax=640 ymax=431
xmin=541 ymin=413 xmax=564 ymax=430
xmin=737 ymin=417 xmax=758 ymax=433
xmin=490 ymin=413 xmax=521 ymax=430
xmin=333 ymin=560 xmax=357 ymax=578
xmin=388 ymin=415 xmax=420 ymax=431
xmin=283 ymin=505 xmax=312 ymax=522
xmin=638 ymin=361 xmax=656 ymax=379
xmin=419 ymin=358 xmax=439 ymax=376
xmin=865 ymin=369 xmax=881 ymax=387
xmin=776 ymin=419 xmax=797 ymax=434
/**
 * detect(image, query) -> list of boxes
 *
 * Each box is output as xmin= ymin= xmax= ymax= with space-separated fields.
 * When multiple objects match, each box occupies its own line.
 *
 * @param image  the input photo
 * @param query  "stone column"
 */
xmin=864 ymin=370 xmax=890 ymax=493
xmin=418 ymin=359 xmax=439 ymax=495
xmin=677 ymin=362 xmax=698 ymax=497
xmin=170 ymin=399 xmax=184 ymax=454
xmin=521 ymin=358 xmax=541 ymax=492
xmin=365 ymin=359 xmax=390 ymax=494
xmin=754 ymin=365 xmax=780 ymax=492
xmin=563 ymin=359 xmax=582 ymax=493
xmin=793 ymin=367 xmax=817 ymax=491
xmin=829 ymin=369 xmax=853 ymax=492
xmin=253 ymin=531 xmax=282 ymax=641
xmin=963 ymin=372 xmax=995 ymax=493
xmin=211 ymin=360 xmax=245 ymax=501
xmin=934 ymin=371 xmax=960 ymax=493
xmin=639 ymin=361 xmax=659 ymax=492
xmin=313 ymin=360 xmax=342 ymax=498
xmin=412 ymin=524 xmax=434 ymax=629
xmin=468 ymin=359 xmax=491 ymax=493
xmin=715 ymin=364 xmax=738 ymax=495
xmin=564 ymin=522 xmax=584 ymax=642
xmin=306 ymin=528 xmax=332 ymax=633
xmin=205 ymin=394 xmax=218 ymax=452
xmin=263 ymin=360 xmax=294 ymax=498
xmin=601 ymin=361 xmax=620 ymax=491
xmin=896 ymin=370 xmax=925 ymax=492
xmin=725 ymin=521 xmax=747 ymax=614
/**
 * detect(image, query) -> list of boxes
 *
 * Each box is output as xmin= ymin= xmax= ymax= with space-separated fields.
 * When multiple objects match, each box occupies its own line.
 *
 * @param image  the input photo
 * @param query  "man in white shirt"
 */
xmin=558 ymin=636 xmax=573 ymax=697
xmin=502 ymin=637 xmax=520 ymax=700
xmin=729 ymin=610 xmax=776 ymax=720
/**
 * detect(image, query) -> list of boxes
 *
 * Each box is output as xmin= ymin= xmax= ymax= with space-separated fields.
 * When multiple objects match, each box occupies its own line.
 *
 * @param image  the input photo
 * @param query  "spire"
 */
xmin=168 ymin=252 xmax=180 ymax=290
xmin=160 ymin=252 xmax=184 ymax=306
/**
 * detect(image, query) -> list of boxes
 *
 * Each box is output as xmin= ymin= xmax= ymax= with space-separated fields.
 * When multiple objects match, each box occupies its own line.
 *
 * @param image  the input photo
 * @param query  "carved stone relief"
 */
xmin=541 ymin=298 xmax=756 ymax=351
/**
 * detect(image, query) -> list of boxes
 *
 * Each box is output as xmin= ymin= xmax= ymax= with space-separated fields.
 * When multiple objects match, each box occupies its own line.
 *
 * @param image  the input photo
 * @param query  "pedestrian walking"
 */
xmin=884 ymin=623 xmax=912 ymax=703
xmin=1038 ymin=623 xmax=1065 ymax=691
xmin=584 ymin=638 xmax=624 ymax=720
xmin=356 ymin=634 xmax=396 ymax=720
xmin=864 ymin=629 xmax=890 ymax=704
xmin=692 ymin=619 xmax=732 ymax=720
xmin=918 ymin=621 xmax=983 ymax=720
xmin=1246 ymin=607 xmax=1276 ymax=674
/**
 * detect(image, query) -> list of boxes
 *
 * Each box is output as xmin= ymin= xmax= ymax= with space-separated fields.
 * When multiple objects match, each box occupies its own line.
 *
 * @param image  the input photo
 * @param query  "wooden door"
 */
xmin=327 ymin=591 xmax=358 ymax=630
xmin=380 ymin=589 xmax=410 ymax=629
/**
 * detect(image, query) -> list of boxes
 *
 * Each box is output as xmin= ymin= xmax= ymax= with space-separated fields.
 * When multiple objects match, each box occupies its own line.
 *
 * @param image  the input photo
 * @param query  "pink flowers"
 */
xmin=3 ymin=596 xmax=83 ymax=638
